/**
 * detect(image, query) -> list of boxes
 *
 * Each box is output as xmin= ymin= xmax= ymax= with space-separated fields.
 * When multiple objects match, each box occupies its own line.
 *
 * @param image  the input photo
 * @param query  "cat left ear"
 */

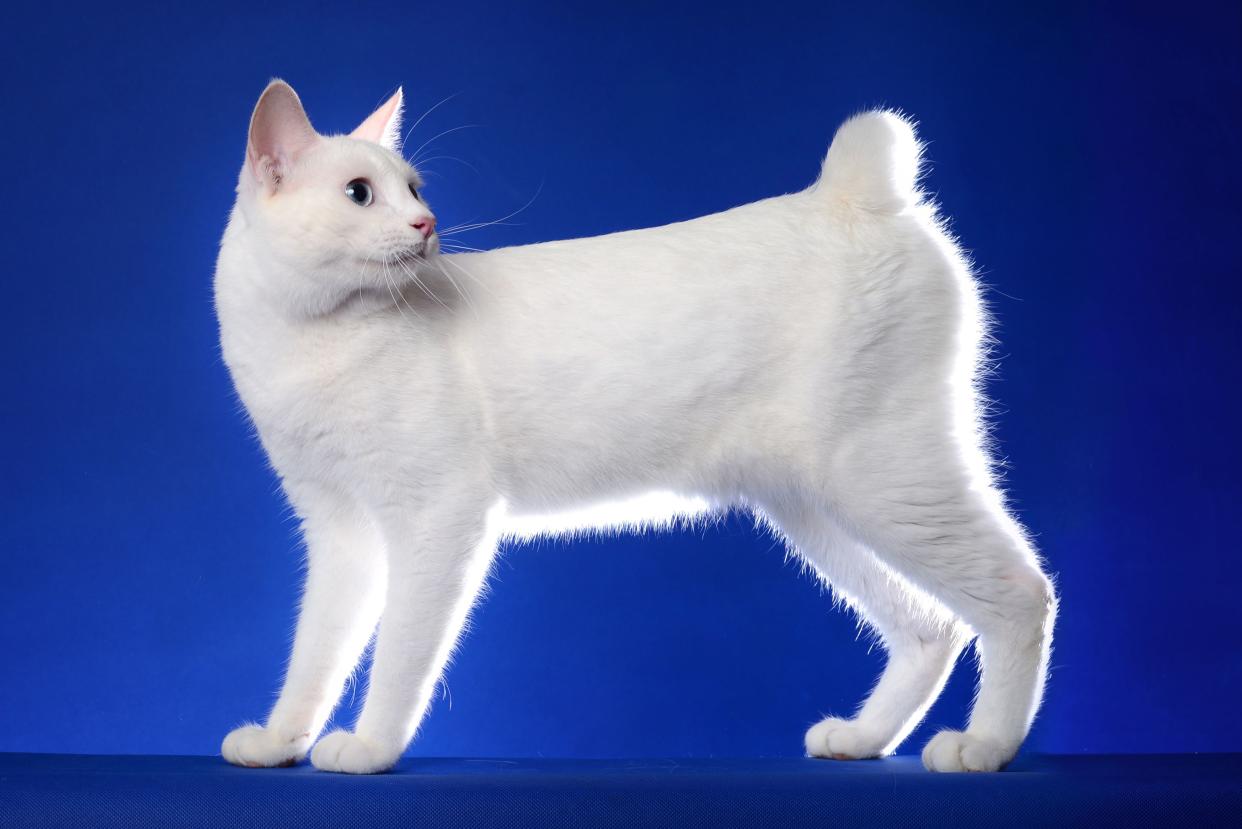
xmin=350 ymin=88 xmax=404 ymax=153
xmin=246 ymin=79 xmax=319 ymax=193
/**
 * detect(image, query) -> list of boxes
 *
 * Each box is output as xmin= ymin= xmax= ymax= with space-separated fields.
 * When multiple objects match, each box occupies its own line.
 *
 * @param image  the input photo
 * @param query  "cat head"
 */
xmin=231 ymin=80 xmax=437 ymax=314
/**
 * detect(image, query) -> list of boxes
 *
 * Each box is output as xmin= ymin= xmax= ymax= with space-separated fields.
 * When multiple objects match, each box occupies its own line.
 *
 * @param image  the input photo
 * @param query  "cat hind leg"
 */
xmin=760 ymin=499 xmax=966 ymax=760
xmin=829 ymin=433 xmax=1057 ymax=772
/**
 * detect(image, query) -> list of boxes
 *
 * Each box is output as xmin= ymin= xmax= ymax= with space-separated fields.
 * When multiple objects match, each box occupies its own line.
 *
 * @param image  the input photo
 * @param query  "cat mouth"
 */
xmin=393 ymin=236 xmax=439 ymax=263
xmin=386 ymin=244 xmax=434 ymax=267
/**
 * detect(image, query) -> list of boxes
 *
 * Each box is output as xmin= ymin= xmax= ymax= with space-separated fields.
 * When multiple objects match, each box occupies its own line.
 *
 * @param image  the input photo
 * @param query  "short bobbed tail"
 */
xmin=818 ymin=110 xmax=924 ymax=214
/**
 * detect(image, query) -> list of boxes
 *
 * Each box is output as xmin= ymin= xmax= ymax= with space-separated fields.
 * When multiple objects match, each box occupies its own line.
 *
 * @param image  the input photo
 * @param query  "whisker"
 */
xmin=390 ymin=260 xmax=432 ymax=323
xmin=436 ymin=180 xmax=544 ymax=236
xmin=346 ymin=239 xmax=380 ymax=310
xmin=358 ymin=250 xmax=371 ymax=306
xmin=412 ymin=155 xmax=480 ymax=175
xmin=436 ymin=220 xmax=520 ymax=234
xmin=410 ymin=124 xmax=480 ymax=167
xmin=395 ymin=256 xmax=453 ymax=313
xmin=428 ymin=256 xmax=478 ymax=319
xmin=402 ymin=91 xmax=462 ymax=148
xmin=438 ymin=253 xmax=497 ymax=300
xmin=382 ymin=262 xmax=421 ymax=326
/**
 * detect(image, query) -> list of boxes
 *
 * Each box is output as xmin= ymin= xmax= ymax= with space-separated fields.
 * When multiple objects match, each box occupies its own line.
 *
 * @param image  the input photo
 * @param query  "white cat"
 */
xmin=217 ymin=80 xmax=1056 ymax=775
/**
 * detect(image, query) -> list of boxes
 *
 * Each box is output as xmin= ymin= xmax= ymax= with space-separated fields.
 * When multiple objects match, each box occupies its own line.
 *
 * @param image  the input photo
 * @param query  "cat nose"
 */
xmin=410 ymin=216 xmax=436 ymax=239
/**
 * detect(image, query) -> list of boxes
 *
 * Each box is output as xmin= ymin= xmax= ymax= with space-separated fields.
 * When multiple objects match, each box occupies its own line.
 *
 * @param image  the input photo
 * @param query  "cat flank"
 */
xmin=215 ymin=80 xmax=1056 ymax=775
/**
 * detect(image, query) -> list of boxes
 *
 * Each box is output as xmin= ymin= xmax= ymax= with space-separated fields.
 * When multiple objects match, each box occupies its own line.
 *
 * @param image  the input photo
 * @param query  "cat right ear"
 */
xmin=245 ymin=80 xmax=318 ymax=194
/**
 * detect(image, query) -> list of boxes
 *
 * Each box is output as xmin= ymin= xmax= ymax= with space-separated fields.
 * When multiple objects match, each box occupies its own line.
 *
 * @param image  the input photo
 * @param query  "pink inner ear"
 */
xmin=351 ymin=88 xmax=404 ymax=151
xmin=247 ymin=80 xmax=319 ymax=188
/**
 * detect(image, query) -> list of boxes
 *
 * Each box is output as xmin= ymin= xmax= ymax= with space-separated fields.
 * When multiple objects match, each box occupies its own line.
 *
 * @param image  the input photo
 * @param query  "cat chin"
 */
xmin=347 ymin=251 xmax=430 ymax=279
xmin=382 ymin=243 xmax=437 ymax=270
xmin=396 ymin=249 xmax=436 ymax=267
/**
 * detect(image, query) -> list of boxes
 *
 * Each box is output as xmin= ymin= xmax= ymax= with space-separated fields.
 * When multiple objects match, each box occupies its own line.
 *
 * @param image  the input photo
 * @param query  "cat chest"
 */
xmin=233 ymin=359 xmax=399 ymax=479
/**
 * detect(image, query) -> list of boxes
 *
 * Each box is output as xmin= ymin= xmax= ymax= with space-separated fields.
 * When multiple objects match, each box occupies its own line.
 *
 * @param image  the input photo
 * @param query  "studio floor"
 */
xmin=1 ymin=752 xmax=1238 ymax=827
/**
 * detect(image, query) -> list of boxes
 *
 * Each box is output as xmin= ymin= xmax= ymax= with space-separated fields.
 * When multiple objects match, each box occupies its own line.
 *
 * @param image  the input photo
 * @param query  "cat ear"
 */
xmin=246 ymin=79 xmax=319 ymax=192
xmin=350 ymin=88 xmax=404 ymax=153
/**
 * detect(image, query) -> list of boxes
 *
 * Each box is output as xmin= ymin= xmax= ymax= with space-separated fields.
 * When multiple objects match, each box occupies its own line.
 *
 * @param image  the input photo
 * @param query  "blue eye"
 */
xmin=345 ymin=178 xmax=373 ymax=206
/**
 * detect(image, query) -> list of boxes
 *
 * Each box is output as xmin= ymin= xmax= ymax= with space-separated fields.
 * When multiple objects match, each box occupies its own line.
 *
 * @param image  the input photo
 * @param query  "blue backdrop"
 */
xmin=1 ymin=1 xmax=1239 ymax=759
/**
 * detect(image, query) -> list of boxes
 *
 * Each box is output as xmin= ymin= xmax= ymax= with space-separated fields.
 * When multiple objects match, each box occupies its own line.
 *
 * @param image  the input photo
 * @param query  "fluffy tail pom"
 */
xmin=818 ymin=110 xmax=924 ymax=214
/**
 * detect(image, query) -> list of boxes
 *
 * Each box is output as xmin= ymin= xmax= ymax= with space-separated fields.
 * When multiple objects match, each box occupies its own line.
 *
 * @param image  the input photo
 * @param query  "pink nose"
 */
xmin=411 ymin=216 xmax=436 ymax=239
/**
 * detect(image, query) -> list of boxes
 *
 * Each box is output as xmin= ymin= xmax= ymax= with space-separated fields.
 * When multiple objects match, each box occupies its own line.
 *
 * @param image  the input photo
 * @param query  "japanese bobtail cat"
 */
xmin=216 ymin=80 xmax=1056 ymax=775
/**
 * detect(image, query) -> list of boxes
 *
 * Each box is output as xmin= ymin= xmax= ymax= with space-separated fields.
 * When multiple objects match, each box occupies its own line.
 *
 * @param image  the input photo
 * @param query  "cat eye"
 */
xmin=409 ymin=183 xmax=421 ymax=201
xmin=344 ymin=178 xmax=373 ymax=207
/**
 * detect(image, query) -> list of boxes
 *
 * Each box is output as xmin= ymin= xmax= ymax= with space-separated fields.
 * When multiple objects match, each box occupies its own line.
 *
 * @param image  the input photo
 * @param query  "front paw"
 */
xmin=222 ymin=724 xmax=311 ymax=768
xmin=311 ymin=730 xmax=398 ymax=774
xmin=921 ymin=729 xmax=1012 ymax=772
xmin=805 ymin=717 xmax=890 ymax=760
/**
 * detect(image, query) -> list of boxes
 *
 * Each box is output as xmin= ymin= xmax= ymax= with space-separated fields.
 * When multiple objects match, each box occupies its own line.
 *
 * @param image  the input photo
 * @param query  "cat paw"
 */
xmin=310 ymin=730 xmax=397 ymax=774
xmin=805 ymin=717 xmax=889 ymax=760
xmin=921 ymin=730 xmax=1012 ymax=772
xmin=221 ymin=724 xmax=311 ymax=768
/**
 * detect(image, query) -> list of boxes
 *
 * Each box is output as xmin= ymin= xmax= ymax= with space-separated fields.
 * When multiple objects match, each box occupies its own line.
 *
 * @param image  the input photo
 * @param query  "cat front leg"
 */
xmin=310 ymin=495 xmax=498 ymax=774
xmin=223 ymin=487 xmax=387 ymax=768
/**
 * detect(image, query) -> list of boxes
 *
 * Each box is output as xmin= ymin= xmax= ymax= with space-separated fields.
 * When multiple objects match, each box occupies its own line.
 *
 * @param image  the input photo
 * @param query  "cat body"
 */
xmin=217 ymin=81 xmax=1056 ymax=774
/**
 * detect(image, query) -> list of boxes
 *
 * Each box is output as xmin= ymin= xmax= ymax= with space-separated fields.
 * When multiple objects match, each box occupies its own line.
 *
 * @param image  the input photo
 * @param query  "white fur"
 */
xmin=217 ymin=81 xmax=1056 ymax=774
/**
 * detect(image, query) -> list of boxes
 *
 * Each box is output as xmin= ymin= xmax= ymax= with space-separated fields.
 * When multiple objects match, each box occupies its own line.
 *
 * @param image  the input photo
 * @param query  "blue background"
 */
xmin=1 ymin=1 xmax=1239 ymax=759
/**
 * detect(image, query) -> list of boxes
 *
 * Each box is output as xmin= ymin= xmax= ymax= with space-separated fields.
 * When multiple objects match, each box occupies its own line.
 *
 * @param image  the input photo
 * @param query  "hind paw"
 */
xmin=921 ymin=730 xmax=1013 ymax=772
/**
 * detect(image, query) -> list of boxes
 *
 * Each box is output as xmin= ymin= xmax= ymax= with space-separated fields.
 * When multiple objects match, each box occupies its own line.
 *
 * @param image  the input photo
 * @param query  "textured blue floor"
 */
xmin=1 ymin=753 xmax=1238 ymax=827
